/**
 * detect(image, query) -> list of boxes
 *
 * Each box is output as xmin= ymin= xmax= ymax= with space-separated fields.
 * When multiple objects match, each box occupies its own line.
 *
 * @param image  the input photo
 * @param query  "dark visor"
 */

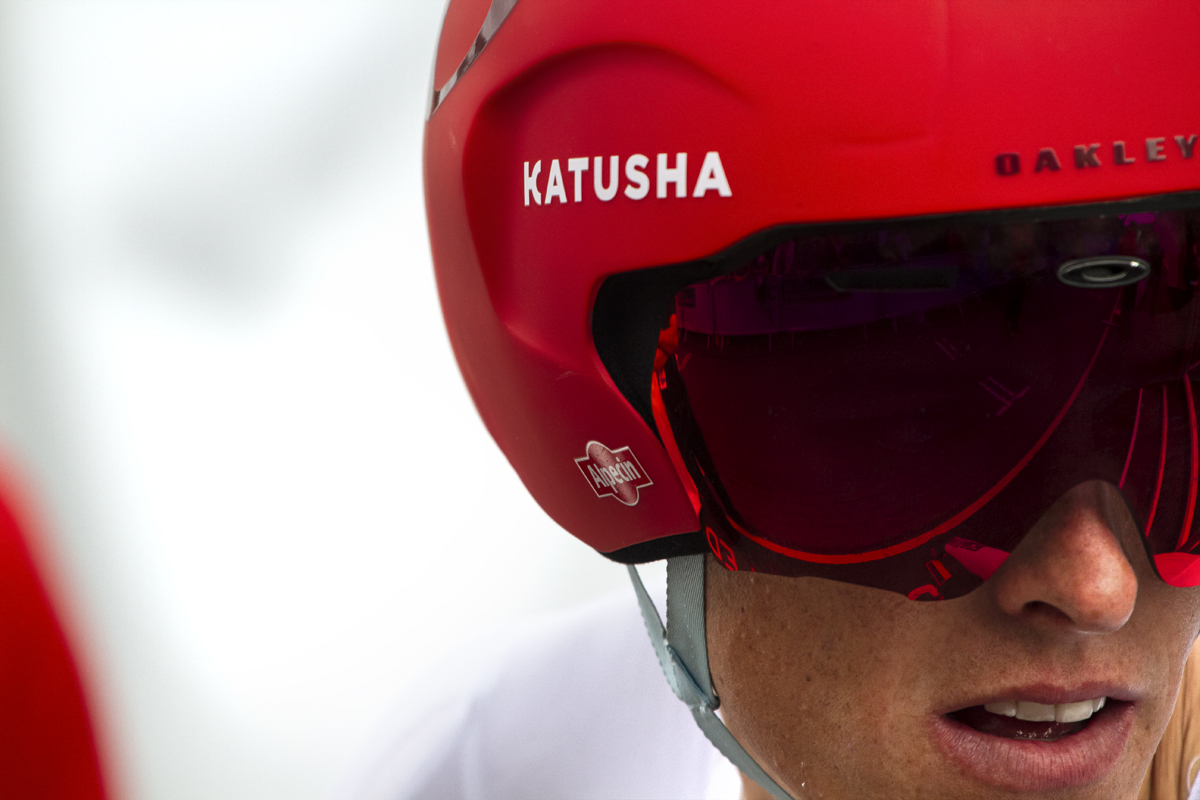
xmin=641 ymin=195 xmax=1200 ymax=599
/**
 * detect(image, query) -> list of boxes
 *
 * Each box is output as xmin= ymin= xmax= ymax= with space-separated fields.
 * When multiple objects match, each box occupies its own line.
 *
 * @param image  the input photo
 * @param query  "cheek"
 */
xmin=1125 ymin=573 xmax=1200 ymax=673
xmin=705 ymin=565 xmax=941 ymax=789
xmin=1127 ymin=583 xmax=1200 ymax=720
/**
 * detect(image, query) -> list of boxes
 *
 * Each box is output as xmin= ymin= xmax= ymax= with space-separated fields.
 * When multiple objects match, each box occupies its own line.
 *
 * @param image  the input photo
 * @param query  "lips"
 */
xmin=932 ymin=688 xmax=1137 ymax=791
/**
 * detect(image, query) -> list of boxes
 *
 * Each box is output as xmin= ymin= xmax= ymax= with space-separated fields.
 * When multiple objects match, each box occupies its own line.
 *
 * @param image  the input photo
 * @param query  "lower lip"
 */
xmin=931 ymin=702 xmax=1134 ymax=792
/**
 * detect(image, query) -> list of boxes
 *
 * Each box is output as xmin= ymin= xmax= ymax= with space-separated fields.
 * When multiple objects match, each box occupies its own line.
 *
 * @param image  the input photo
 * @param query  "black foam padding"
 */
xmin=591 ymin=262 xmax=701 ymax=431
xmin=599 ymin=530 xmax=708 ymax=564
xmin=591 ymin=234 xmax=780 ymax=432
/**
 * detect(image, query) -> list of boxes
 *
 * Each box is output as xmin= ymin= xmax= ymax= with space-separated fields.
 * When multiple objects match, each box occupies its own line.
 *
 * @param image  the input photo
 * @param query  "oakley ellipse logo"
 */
xmin=523 ymin=151 xmax=732 ymax=207
xmin=575 ymin=441 xmax=652 ymax=506
xmin=995 ymin=134 xmax=1197 ymax=176
xmin=1056 ymin=257 xmax=1151 ymax=289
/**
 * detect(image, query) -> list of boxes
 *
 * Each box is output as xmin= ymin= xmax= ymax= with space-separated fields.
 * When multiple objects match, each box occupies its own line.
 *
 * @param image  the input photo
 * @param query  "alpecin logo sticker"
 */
xmin=575 ymin=441 xmax=653 ymax=506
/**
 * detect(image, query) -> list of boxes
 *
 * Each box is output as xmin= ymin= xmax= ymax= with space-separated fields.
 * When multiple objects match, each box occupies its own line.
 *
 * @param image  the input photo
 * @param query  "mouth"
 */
xmin=931 ymin=689 xmax=1136 ymax=792
xmin=949 ymin=696 xmax=1110 ymax=741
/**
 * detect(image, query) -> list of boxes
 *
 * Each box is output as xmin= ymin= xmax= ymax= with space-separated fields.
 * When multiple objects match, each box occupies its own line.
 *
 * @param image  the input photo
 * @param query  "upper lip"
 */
xmin=937 ymin=681 xmax=1142 ymax=714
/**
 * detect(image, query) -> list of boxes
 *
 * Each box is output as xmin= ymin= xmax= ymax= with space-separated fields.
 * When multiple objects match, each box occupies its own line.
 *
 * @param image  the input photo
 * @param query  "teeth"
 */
xmin=1055 ymin=701 xmax=1095 ymax=723
xmin=983 ymin=700 xmax=1018 ymax=717
xmin=982 ymin=697 xmax=1108 ymax=723
xmin=1016 ymin=701 xmax=1057 ymax=722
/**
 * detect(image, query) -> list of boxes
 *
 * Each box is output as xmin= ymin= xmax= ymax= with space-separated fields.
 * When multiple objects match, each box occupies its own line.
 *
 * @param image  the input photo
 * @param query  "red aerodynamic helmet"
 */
xmin=425 ymin=0 xmax=1200 ymax=601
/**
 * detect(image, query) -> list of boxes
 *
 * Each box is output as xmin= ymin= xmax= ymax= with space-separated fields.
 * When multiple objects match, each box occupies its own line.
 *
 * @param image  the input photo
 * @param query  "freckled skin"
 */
xmin=706 ymin=481 xmax=1200 ymax=799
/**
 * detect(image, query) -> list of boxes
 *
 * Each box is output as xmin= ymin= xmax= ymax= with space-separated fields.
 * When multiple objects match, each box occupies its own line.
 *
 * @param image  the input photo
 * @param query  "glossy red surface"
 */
xmin=425 ymin=0 xmax=1200 ymax=555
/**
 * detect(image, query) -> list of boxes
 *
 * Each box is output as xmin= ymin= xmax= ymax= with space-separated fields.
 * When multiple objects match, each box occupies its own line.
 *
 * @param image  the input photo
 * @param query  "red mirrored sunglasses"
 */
xmin=598 ymin=193 xmax=1200 ymax=599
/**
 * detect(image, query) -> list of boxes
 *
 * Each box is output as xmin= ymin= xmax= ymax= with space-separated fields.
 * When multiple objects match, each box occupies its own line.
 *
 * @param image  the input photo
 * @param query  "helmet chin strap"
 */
xmin=628 ymin=556 xmax=798 ymax=800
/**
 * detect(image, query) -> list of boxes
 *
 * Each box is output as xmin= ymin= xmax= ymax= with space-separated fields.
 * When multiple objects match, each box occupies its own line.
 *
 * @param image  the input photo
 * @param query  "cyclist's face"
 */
xmin=706 ymin=480 xmax=1200 ymax=800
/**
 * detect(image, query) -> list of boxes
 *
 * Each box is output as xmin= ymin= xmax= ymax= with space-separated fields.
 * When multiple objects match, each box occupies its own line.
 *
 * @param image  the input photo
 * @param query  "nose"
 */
xmin=987 ymin=481 xmax=1138 ymax=634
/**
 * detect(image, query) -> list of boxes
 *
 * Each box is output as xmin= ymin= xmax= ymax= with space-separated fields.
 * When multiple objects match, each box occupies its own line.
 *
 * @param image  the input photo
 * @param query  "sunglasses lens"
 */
xmin=653 ymin=203 xmax=1200 ymax=596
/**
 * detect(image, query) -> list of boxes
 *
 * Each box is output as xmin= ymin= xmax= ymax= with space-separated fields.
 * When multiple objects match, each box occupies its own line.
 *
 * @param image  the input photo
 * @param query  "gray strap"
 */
xmin=665 ymin=556 xmax=712 ymax=703
xmin=628 ymin=557 xmax=797 ymax=800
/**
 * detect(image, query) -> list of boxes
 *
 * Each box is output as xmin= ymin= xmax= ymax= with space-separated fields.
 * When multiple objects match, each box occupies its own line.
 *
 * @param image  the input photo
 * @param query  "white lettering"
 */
xmin=692 ymin=151 xmax=732 ymax=197
xmin=528 ymin=151 xmax=731 ymax=206
xmin=657 ymin=152 xmax=687 ymax=198
xmin=624 ymin=154 xmax=650 ymax=200
xmin=567 ymin=157 xmax=589 ymax=202
xmin=594 ymin=155 xmax=619 ymax=201
xmin=523 ymin=160 xmax=542 ymax=206
xmin=545 ymin=159 xmax=568 ymax=204
xmin=623 ymin=460 xmax=640 ymax=480
xmin=587 ymin=464 xmax=605 ymax=489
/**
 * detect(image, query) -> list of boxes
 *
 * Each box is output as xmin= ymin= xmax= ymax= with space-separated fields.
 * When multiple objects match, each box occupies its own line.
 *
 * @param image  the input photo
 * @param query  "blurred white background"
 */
xmin=0 ymin=2 xmax=629 ymax=798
